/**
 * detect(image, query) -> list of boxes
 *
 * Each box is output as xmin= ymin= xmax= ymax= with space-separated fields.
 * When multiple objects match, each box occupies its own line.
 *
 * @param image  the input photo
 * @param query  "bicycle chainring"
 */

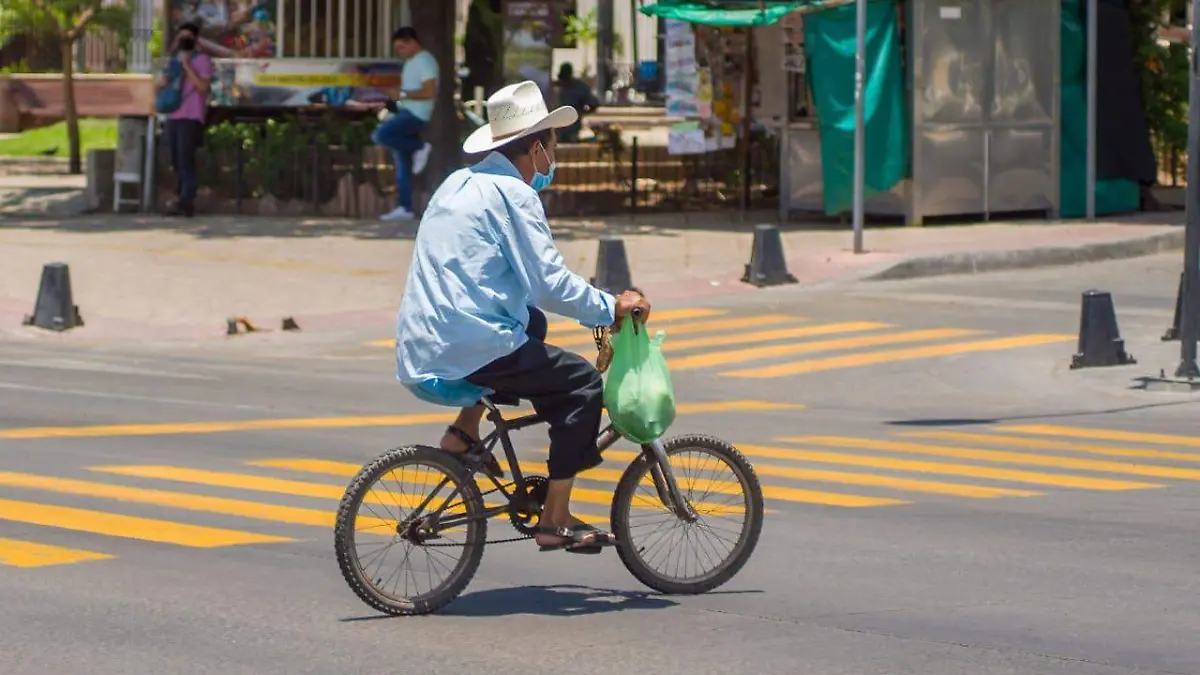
xmin=508 ymin=475 xmax=549 ymax=536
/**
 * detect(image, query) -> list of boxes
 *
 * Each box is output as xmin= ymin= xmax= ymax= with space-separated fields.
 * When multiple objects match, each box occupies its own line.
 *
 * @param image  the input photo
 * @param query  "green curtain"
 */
xmin=803 ymin=0 xmax=908 ymax=215
xmin=1059 ymin=0 xmax=1140 ymax=217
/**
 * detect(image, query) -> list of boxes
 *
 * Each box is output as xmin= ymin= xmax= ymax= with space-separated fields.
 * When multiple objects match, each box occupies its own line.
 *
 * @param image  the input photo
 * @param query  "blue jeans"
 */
xmin=371 ymin=109 xmax=426 ymax=211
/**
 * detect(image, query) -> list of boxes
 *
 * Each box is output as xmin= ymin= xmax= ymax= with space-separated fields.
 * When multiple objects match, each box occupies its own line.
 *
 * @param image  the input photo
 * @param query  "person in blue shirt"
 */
xmin=395 ymin=80 xmax=651 ymax=553
xmin=373 ymin=26 xmax=438 ymax=222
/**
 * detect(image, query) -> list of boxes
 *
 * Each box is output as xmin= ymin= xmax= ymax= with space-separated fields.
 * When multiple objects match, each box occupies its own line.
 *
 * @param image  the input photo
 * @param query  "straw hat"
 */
xmin=462 ymin=80 xmax=578 ymax=155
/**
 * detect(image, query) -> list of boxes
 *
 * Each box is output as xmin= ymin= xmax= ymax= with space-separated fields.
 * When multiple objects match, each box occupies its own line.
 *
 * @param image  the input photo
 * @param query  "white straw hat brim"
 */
xmin=462 ymin=105 xmax=579 ymax=155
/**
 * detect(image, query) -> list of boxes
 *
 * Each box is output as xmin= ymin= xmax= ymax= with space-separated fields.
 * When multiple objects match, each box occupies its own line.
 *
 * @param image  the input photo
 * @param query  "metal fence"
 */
xmin=163 ymin=113 xmax=780 ymax=219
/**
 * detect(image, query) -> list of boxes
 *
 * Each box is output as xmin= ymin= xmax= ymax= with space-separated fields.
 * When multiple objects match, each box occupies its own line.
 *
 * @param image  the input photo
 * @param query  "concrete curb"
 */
xmin=863 ymin=228 xmax=1186 ymax=282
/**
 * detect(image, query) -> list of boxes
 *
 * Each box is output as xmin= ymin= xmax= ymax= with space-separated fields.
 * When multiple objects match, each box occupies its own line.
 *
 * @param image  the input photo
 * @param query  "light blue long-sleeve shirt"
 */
xmin=395 ymin=151 xmax=616 ymax=406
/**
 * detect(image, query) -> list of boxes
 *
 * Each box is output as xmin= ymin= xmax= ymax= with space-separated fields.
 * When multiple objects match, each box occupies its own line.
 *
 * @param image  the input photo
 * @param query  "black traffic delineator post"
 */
xmin=741 ymin=224 xmax=798 ymax=287
xmin=22 ymin=262 xmax=83 ymax=331
xmin=1070 ymin=290 xmax=1136 ymax=369
xmin=1162 ymin=272 xmax=1183 ymax=341
xmin=590 ymin=236 xmax=633 ymax=295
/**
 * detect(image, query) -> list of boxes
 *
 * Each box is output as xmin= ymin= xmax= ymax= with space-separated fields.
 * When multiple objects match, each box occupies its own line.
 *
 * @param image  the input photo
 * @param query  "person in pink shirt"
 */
xmin=156 ymin=22 xmax=213 ymax=217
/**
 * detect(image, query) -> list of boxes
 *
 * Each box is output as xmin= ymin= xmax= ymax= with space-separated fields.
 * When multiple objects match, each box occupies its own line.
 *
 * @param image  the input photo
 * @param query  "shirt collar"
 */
xmin=471 ymin=151 xmax=525 ymax=182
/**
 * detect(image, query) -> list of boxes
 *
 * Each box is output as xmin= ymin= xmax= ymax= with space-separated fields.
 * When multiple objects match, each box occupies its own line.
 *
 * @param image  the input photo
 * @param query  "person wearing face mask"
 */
xmin=156 ymin=22 xmax=212 ymax=218
xmin=393 ymin=80 xmax=651 ymax=554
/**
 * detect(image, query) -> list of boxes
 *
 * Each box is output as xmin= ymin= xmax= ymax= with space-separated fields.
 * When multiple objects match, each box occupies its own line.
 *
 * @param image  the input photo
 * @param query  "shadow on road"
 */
xmin=338 ymin=583 xmax=764 ymax=620
xmin=887 ymin=396 xmax=1200 ymax=428
xmin=441 ymin=584 xmax=677 ymax=617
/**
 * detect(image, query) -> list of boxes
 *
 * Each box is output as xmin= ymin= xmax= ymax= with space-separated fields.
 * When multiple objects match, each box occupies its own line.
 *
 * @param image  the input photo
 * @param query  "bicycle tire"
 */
xmin=333 ymin=445 xmax=487 ymax=616
xmin=610 ymin=434 xmax=764 ymax=595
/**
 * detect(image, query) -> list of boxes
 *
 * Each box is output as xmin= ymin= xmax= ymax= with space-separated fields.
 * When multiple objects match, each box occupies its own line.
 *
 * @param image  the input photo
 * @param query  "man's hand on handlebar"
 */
xmin=612 ymin=289 xmax=651 ymax=332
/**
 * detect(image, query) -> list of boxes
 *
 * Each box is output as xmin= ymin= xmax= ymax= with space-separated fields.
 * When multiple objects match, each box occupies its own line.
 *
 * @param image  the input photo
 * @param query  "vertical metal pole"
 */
xmin=852 ymin=0 xmax=867 ymax=253
xmin=276 ymin=0 xmax=285 ymax=56
xmin=740 ymin=27 xmax=754 ymax=216
xmin=1176 ymin=0 xmax=1200 ymax=379
xmin=1085 ymin=0 xmax=1097 ymax=220
xmin=340 ymin=0 xmax=348 ymax=58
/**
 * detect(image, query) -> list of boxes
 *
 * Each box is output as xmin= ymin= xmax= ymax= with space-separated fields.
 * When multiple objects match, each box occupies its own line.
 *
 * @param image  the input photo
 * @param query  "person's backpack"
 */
xmin=155 ymin=58 xmax=185 ymax=114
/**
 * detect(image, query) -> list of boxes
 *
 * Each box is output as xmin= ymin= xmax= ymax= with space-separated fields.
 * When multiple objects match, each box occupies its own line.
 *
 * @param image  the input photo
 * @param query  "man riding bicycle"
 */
xmin=393 ymin=80 xmax=651 ymax=554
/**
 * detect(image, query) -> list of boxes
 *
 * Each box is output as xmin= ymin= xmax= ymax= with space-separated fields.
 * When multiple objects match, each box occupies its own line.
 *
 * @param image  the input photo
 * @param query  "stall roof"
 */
xmin=639 ymin=0 xmax=857 ymax=26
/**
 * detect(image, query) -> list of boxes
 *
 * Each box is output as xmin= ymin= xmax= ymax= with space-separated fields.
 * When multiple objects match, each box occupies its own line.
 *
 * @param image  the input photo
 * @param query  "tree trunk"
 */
xmin=411 ymin=0 xmax=461 ymax=194
xmin=61 ymin=38 xmax=82 ymax=175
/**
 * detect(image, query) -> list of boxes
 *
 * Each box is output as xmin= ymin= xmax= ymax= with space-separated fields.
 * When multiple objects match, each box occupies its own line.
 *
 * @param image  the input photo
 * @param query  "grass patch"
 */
xmin=0 ymin=118 xmax=119 ymax=158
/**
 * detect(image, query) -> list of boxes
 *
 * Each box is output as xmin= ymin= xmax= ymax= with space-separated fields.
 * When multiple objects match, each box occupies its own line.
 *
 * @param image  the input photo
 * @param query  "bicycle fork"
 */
xmin=598 ymin=425 xmax=696 ymax=522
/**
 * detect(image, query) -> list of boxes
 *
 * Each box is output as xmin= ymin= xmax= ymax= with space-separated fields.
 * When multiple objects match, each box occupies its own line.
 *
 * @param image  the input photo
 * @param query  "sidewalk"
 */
xmin=0 ymin=209 xmax=1184 ymax=342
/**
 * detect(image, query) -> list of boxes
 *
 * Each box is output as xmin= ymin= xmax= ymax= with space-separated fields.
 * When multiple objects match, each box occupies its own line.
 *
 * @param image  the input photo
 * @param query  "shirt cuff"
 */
xmin=584 ymin=290 xmax=617 ymax=328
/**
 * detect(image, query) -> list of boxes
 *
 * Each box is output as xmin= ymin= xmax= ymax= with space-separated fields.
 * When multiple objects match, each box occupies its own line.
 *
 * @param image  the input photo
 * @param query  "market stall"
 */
xmin=647 ymin=0 xmax=1153 ymax=234
xmin=776 ymin=0 xmax=1063 ymax=226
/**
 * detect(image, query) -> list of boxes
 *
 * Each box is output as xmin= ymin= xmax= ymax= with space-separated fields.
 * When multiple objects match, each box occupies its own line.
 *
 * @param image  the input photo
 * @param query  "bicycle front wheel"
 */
xmin=610 ymin=434 xmax=764 ymax=595
xmin=333 ymin=445 xmax=487 ymax=616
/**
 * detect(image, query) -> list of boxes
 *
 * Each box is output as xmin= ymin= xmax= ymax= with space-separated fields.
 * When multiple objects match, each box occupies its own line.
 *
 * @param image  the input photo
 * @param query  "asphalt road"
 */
xmin=3 ymin=252 xmax=1199 ymax=675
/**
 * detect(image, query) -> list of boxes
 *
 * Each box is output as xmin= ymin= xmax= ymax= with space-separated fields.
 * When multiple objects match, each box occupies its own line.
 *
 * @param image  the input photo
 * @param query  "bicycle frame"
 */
xmin=410 ymin=399 xmax=697 ymax=537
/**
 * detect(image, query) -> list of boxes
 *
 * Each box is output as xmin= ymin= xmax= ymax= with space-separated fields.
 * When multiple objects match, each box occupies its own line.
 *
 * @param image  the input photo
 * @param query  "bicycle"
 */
xmin=333 ymin=321 xmax=765 ymax=616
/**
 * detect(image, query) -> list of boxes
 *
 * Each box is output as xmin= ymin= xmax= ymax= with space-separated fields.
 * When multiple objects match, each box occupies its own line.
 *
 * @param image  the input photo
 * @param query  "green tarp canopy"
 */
xmin=639 ymin=0 xmax=854 ymax=26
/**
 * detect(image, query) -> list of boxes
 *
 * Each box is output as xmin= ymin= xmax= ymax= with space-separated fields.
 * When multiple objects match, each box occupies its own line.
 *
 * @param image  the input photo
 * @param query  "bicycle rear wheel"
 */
xmin=610 ymin=434 xmax=764 ymax=595
xmin=333 ymin=445 xmax=487 ymax=616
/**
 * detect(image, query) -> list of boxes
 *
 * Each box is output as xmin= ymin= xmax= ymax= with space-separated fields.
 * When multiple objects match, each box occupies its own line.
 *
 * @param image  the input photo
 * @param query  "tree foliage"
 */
xmin=1128 ymin=0 xmax=1190 ymax=181
xmin=2 ymin=0 xmax=132 ymax=174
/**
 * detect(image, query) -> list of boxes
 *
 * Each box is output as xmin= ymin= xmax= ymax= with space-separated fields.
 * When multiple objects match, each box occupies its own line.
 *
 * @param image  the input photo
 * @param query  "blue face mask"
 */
xmin=530 ymin=144 xmax=556 ymax=192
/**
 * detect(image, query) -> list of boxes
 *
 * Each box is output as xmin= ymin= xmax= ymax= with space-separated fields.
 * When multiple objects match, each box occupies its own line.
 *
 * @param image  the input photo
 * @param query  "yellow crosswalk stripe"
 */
xmin=364 ymin=310 xmax=730 ymax=347
xmin=671 ymin=328 xmax=984 ymax=371
xmin=661 ymin=321 xmax=891 ymax=352
xmin=252 ymin=456 xmax=607 ymax=526
xmin=725 ymin=334 xmax=1074 ymax=378
xmin=246 ymin=458 xmax=738 ymax=516
xmin=0 ymin=498 xmax=293 ymax=548
xmin=249 ymin=457 xmax=757 ymax=511
xmin=597 ymin=449 xmax=908 ymax=507
xmin=580 ymin=453 xmax=1037 ymax=499
xmin=546 ymin=308 xmax=726 ymax=334
xmin=740 ymin=443 xmax=1159 ymax=491
xmin=89 ymin=464 xmax=643 ymax=519
xmin=0 ymin=413 xmax=455 ymax=440
xmin=0 ymin=400 xmax=801 ymax=440
xmin=999 ymin=424 xmax=1200 ymax=448
xmin=0 ymin=470 xmax=391 ymax=531
xmin=0 ymin=537 xmax=114 ymax=568
xmin=87 ymin=464 xmax=468 ymax=511
xmin=551 ymin=315 xmax=803 ymax=348
xmin=790 ymin=436 xmax=1200 ymax=481
xmin=901 ymin=430 xmax=1200 ymax=464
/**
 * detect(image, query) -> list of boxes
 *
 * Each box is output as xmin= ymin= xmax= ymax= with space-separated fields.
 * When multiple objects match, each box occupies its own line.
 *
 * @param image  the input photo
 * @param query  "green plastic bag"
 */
xmin=602 ymin=322 xmax=676 ymax=444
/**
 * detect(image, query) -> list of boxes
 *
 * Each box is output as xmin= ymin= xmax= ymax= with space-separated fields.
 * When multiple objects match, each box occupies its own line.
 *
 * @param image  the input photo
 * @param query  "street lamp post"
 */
xmin=851 ymin=0 xmax=867 ymax=254
xmin=1177 ymin=0 xmax=1200 ymax=379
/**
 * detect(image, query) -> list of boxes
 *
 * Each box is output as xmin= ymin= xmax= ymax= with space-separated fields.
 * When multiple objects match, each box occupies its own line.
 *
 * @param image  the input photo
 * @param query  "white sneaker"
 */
xmin=412 ymin=143 xmax=432 ymax=175
xmin=380 ymin=205 xmax=414 ymax=221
